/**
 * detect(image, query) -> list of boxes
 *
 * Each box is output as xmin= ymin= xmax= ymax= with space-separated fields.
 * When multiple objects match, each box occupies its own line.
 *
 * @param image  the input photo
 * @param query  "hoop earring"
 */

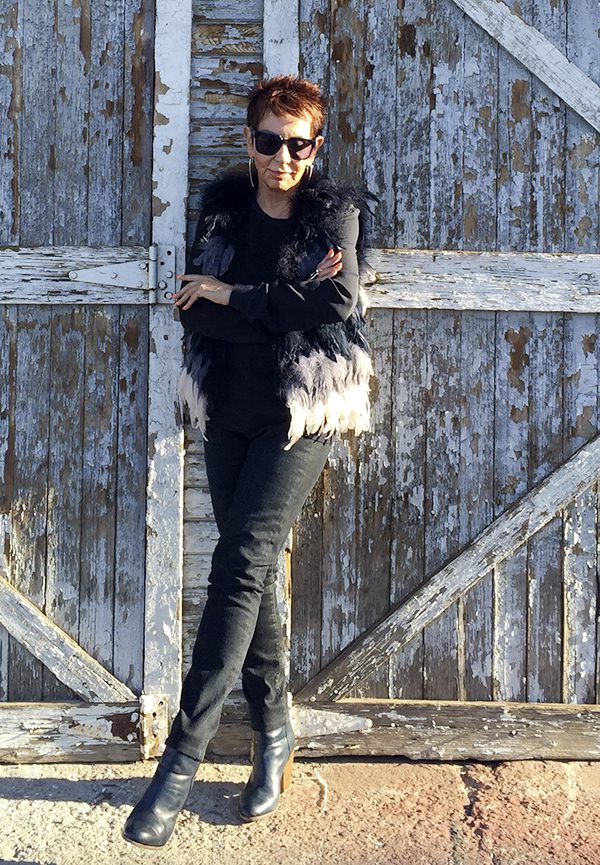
xmin=248 ymin=157 xmax=255 ymax=189
xmin=304 ymin=163 xmax=313 ymax=183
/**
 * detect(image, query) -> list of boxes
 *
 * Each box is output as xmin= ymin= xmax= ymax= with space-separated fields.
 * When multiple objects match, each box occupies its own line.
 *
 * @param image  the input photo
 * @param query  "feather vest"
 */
xmin=177 ymin=171 xmax=375 ymax=450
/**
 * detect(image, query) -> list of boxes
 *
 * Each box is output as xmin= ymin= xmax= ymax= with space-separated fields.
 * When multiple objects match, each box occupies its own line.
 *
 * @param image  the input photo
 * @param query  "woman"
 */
xmin=123 ymin=75 xmax=373 ymax=849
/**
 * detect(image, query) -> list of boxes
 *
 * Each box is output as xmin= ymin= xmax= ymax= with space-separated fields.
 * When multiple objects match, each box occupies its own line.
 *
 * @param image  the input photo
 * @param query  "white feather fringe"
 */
xmin=177 ymin=367 xmax=209 ymax=439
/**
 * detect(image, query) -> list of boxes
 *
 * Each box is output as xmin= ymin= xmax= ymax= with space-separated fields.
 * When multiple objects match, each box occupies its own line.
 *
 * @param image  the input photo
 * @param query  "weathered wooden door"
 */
xmin=0 ymin=0 xmax=191 ymax=762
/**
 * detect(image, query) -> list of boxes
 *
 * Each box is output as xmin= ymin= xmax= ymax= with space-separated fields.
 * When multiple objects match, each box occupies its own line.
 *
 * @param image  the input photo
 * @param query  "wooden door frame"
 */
xmin=0 ymin=0 xmax=192 ymax=763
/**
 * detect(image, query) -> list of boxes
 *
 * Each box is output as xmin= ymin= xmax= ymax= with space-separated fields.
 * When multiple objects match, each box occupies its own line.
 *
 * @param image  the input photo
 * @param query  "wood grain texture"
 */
xmin=492 ymin=313 xmax=530 ymax=701
xmin=0 ymin=701 xmax=141 ymax=763
xmin=113 ymin=306 xmax=149 ymax=693
xmin=43 ymin=307 xmax=85 ymax=701
xmin=328 ymin=0 xmax=365 ymax=183
xmin=0 ymin=574 xmax=136 ymax=703
xmin=389 ymin=310 xmax=428 ymax=699
xmin=8 ymin=307 xmax=51 ymax=700
xmin=296 ymin=433 xmax=600 ymax=702
xmin=422 ymin=310 xmax=461 ymax=700
xmin=212 ymin=699 xmax=600 ymax=761
xmin=0 ymin=3 xmax=19 ymax=243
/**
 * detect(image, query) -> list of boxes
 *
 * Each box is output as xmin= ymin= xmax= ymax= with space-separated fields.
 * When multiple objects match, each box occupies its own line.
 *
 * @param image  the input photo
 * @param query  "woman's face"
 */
xmin=244 ymin=110 xmax=324 ymax=196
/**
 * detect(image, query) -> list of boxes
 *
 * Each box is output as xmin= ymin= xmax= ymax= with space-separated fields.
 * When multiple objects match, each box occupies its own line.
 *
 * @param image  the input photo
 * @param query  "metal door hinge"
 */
xmin=68 ymin=244 xmax=175 ymax=304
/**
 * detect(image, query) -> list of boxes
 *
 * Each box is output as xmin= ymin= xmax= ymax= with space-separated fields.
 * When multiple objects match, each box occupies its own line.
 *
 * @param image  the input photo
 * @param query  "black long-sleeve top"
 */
xmin=178 ymin=196 xmax=360 ymax=433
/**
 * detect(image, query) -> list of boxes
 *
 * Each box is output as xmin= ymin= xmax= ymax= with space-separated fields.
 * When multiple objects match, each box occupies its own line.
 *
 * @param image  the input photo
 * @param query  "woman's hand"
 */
xmin=173 ymin=275 xmax=232 ymax=309
xmin=312 ymin=248 xmax=343 ymax=282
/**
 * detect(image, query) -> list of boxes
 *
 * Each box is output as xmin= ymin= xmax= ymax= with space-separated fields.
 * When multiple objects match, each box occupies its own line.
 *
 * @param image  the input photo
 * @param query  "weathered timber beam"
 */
xmin=0 ymin=246 xmax=150 ymax=303
xmin=263 ymin=0 xmax=299 ymax=77
xmin=0 ymin=702 xmax=141 ymax=763
xmin=208 ymin=699 xmax=600 ymax=761
xmin=366 ymin=249 xmax=600 ymax=313
xmin=451 ymin=0 xmax=600 ymax=133
xmin=295 ymin=435 xmax=600 ymax=703
xmin=0 ymin=574 xmax=137 ymax=702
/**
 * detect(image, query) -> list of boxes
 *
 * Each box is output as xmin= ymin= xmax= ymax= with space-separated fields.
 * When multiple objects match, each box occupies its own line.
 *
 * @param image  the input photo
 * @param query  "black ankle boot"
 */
xmin=122 ymin=746 xmax=200 ymax=848
xmin=238 ymin=719 xmax=296 ymax=821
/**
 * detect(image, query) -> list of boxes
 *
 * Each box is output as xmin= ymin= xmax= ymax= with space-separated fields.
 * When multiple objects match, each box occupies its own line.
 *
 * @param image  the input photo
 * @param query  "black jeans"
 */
xmin=165 ymin=418 xmax=332 ymax=761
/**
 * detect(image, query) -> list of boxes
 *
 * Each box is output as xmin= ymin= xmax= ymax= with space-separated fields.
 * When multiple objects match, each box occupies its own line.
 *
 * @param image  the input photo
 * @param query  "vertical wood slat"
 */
xmin=395 ymin=0 xmax=431 ymax=248
xmin=54 ymin=0 xmax=88 ymax=245
xmin=429 ymin=0 xmax=464 ymax=249
xmin=0 ymin=308 xmax=17 ymax=700
xmin=527 ymin=312 xmax=564 ymax=702
xmin=87 ymin=2 xmax=125 ymax=246
xmin=20 ymin=0 xmax=54 ymax=246
xmin=423 ymin=310 xmax=461 ymax=700
xmin=351 ymin=310 xmax=394 ymax=698
xmin=492 ymin=313 xmax=531 ymax=700
xmin=298 ymin=0 xmax=331 ymax=175
xmin=0 ymin=4 xmax=19 ymax=244
xmin=389 ymin=310 xmax=427 ymax=699
xmin=9 ymin=308 xmax=51 ymax=699
xmin=79 ymin=308 xmax=119 ymax=672
xmin=363 ymin=0 xmax=398 ymax=245
xmin=459 ymin=312 xmax=495 ymax=700
xmin=43 ymin=307 xmax=85 ymax=701
xmin=328 ymin=0 xmax=366 ymax=183
xmin=113 ymin=306 xmax=149 ymax=692
xmin=496 ymin=0 xmax=534 ymax=253
xmin=562 ymin=315 xmax=598 ymax=703
xmin=290 ymin=478 xmax=324 ymax=693
xmin=122 ymin=0 xmax=155 ymax=246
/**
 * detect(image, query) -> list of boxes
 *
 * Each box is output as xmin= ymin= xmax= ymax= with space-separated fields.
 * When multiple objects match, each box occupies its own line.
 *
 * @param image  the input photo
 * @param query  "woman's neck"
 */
xmin=255 ymin=185 xmax=294 ymax=219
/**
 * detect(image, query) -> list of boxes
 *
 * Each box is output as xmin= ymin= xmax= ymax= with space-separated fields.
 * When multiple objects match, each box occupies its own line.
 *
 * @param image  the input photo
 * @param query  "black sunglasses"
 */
xmin=250 ymin=127 xmax=317 ymax=160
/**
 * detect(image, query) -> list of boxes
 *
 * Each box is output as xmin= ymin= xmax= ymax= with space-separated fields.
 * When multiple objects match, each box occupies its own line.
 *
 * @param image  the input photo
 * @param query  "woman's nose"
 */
xmin=276 ymin=143 xmax=292 ymax=164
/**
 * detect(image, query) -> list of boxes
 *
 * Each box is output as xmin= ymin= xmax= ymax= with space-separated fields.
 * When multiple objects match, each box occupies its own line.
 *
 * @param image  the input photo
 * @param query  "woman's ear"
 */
xmin=312 ymin=135 xmax=325 ymax=159
xmin=243 ymin=126 xmax=254 ymax=156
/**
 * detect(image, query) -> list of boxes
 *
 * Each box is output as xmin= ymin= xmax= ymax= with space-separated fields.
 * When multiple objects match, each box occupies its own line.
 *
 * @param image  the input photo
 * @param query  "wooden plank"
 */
xmin=560 ymin=314 xmax=597 ymax=703
xmin=299 ymin=0 xmax=331 ymax=174
xmin=459 ymin=312 xmax=495 ymax=700
xmin=263 ymin=0 xmax=298 ymax=76
xmin=351 ymin=311 xmax=393 ymax=698
xmin=193 ymin=0 xmax=263 ymax=19
xmin=0 ymin=246 xmax=151 ymax=304
xmin=79 ymin=307 xmax=118 ymax=672
xmin=211 ymin=699 xmax=600 ymax=761
xmin=462 ymin=9 xmax=497 ymax=248
xmin=0 ymin=574 xmax=136 ymax=702
xmin=328 ymin=0 xmax=365 ymax=182
xmin=395 ymin=0 xmax=431 ymax=247
xmin=0 ymin=306 xmax=17 ymax=701
xmin=290 ymin=477 xmax=325 ymax=693
xmin=43 ymin=307 xmax=85 ymax=701
xmin=422 ymin=310 xmax=461 ymax=700
xmin=452 ymin=0 xmax=600 ymax=134
xmin=53 ymin=0 xmax=89 ymax=245
xmin=366 ymin=249 xmax=600 ymax=312
xmin=192 ymin=22 xmax=262 ymax=56
xmin=19 ymin=0 xmax=54 ymax=246
xmin=87 ymin=1 xmax=124 ymax=245
xmin=113 ymin=307 xmax=149 ymax=693
xmin=527 ymin=312 xmax=563 ymax=702
xmin=190 ymin=57 xmax=263 ymax=123
xmin=363 ymin=0 xmax=397 ymax=245
xmin=492 ymin=313 xmax=531 ymax=701
xmin=429 ymin=0 xmax=464 ymax=249
xmin=9 ymin=307 xmax=51 ymax=700
xmin=496 ymin=0 xmax=533 ymax=253
xmin=145 ymin=0 xmax=192 ymax=726
xmin=389 ymin=310 xmax=427 ymax=699
xmin=0 ymin=702 xmax=141 ymax=764
xmin=0 ymin=3 xmax=19 ymax=243
xmin=320 ymin=440 xmax=359 ymax=668
xmin=122 ymin=0 xmax=155 ymax=248
xmin=295 ymin=433 xmax=600 ymax=702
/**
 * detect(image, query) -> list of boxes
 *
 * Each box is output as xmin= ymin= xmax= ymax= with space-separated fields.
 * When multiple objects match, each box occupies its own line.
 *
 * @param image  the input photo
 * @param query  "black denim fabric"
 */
xmin=165 ymin=418 xmax=332 ymax=761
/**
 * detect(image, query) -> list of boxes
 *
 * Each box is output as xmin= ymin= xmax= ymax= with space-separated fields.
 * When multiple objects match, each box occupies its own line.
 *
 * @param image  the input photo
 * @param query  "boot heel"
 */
xmin=279 ymin=751 xmax=294 ymax=794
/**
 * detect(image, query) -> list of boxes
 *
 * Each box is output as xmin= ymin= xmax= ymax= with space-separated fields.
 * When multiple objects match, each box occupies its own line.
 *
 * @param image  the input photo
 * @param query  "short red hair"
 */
xmin=247 ymin=75 xmax=327 ymax=137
